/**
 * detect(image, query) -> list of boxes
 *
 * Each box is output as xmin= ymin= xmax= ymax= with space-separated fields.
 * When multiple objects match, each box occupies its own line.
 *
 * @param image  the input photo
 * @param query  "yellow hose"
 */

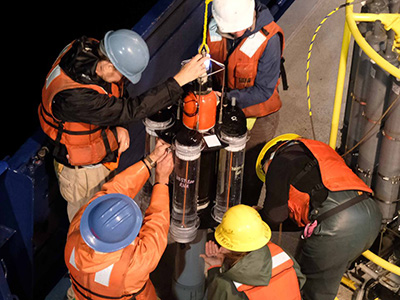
xmin=345 ymin=1 xmax=400 ymax=78
xmin=341 ymin=276 xmax=357 ymax=291
xmin=328 ymin=0 xmax=400 ymax=278
xmin=362 ymin=250 xmax=400 ymax=276
xmin=329 ymin=1 xmax=400 ymax=147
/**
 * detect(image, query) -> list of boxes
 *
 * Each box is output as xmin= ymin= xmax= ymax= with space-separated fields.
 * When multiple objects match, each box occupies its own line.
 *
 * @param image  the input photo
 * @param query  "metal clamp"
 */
xmin=351 ymin=92 xmax=367 ymax=105
xmin=361 ymin=110 xmax=381 ymax=125
xmin=356 ymin=164 xmax=372 ymax=178
xmin=382 ymin=130 xmax=400 ymax=142
xmin=377 ymin=172 xmax=400 ymax=185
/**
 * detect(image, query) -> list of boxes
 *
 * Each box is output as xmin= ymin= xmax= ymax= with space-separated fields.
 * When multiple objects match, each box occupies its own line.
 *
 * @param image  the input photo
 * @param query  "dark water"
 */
xmin=3 ymin=1 xmax=158 ymax=160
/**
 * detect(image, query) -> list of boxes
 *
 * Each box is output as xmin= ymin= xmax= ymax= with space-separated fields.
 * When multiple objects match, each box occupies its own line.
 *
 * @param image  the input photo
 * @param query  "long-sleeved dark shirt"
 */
xmin=51 ymin=36 xmax=183 ymax=126
xmin=47 ymin=36 xmax=183 ymax=165
xmin=259 ymin=143 xmax=329 ymax=229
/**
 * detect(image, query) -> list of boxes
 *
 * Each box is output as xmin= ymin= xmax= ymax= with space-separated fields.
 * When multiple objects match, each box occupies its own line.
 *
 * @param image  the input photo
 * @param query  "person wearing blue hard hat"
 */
xmin=64 ymin=139 xmax=174 ymax=300
xmin=39 ymin=29 xmax=208 ymax=222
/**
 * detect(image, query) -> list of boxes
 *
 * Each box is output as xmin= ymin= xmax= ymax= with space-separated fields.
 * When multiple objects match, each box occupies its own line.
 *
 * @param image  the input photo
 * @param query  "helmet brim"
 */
xmin=126 ymin=73 xmax=142 ymax=84
xmin=255 ymin=133 xmax=301 ymax=182
xmin=215 ymin=220 xmax=271 ymax=252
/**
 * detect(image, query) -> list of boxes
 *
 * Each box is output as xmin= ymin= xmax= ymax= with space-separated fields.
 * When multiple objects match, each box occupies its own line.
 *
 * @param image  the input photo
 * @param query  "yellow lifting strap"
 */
xmin=198 ymin=0 xmax=213 ymax=54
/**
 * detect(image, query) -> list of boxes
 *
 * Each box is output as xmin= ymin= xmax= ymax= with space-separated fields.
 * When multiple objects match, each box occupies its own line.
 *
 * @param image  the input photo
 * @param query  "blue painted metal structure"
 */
xmin=0 ymin=1 xmax=293 ymax=299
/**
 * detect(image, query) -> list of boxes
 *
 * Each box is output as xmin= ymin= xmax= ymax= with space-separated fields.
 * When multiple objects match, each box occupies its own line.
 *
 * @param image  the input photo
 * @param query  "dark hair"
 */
xmin=261 ymin=140 xmax=286 ymax=166
xmin=223 ymin=250 xmax=250 ymax=269
xmin=98 ymin=40 xmax=111 ymax=62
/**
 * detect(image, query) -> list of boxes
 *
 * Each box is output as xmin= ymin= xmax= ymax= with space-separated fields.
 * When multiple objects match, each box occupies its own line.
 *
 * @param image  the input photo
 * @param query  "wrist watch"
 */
xmin=145 ymin=156 xmax=157 ymax=168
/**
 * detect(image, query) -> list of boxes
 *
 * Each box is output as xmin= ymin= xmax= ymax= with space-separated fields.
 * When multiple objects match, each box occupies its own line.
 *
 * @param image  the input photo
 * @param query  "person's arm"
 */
xmin=52 ymin=77 xmax=183 ymax=126
xmin=227 ymin=34 xmax=281 ymax=109
xmin=95 ymin=159 xmax=151 ymax=197
xmin=292 ymin=256 xmax=306 ymax=290
xmin=52 ymin=54 xmax=208 ymax=126
xmin=259 ymin=155 xmax=292 ymax=229
xmin=204 ymin=272 xmax=245 ymax=300
xmin=93 ymin=139 xmax=170 ymax=197
xmin=130 ymin=146 xmax=174 ymax=271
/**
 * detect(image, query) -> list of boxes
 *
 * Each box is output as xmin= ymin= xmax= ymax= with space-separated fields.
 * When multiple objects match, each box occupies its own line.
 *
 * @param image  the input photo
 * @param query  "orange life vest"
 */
xmin=64 ymin=162 xmax=168 ymax=300
xmin=286 ymin=139 xmax=373 ymax=227
xmin=233 ymin=242 xmax=301 ymax=300
xmin=39 ymin=39 xmax=121 ymax=168
xmin=66 ymin=235 xmax=154 ymax=300
xmin=207 ymin=18 xmax=284 ymax=118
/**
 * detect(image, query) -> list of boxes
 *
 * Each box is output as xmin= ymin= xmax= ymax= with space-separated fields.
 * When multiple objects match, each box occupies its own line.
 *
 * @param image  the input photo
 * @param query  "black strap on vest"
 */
xmin=313 ymin=193 xmax=369 ymax=223
xmin=260 ymin=28 xmax=289 ymax=91
xmin=290 ymin=158 xmax=324 ymax=196
xmin=70 ymin=274 xmax=146 ymax=300
xmin=39 ymin=102 xmax=102 ymax=136
xmin=280 ymin=57 xmax=289 ymax=90
xmin=265 ymin=28 xmax=288 ymax=91
xmin=291 ymin=159 xmax=318 ymax=184
xmin=101 ymin=128 xmax=113 ymax=158
xmin=302 ymin=193 xmax=369 ymax=239
xmin=53 ymin=122 xmax=65 ymax=159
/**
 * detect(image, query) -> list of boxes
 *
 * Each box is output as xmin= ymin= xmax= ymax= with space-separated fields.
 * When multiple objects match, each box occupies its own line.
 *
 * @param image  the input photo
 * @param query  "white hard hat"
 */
xmin=211 ymin=0 xmax=255 ymax=33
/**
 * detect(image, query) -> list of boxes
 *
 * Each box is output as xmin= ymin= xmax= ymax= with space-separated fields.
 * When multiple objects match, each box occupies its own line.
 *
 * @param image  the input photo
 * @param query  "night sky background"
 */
xmin=3 ymin=1 xmax=158 ymax=160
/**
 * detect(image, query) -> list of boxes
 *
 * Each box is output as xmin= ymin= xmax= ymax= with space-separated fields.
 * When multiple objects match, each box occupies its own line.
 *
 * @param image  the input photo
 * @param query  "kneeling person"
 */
xmin=201 ymin=204 xmax=305 ymax=300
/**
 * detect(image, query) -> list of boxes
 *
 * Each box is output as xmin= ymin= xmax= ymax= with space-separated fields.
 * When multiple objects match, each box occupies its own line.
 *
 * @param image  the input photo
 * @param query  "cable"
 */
xmin=341 ymin=93 xmax=400 ymax=157
xmin=306 ymin=2 xmax=351 ymax=139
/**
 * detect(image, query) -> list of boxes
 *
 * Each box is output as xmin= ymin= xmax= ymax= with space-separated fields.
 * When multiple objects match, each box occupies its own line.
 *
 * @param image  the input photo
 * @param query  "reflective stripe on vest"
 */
xmin=239 ymin=31 xmax=267 ymax=58
xmin=66 ymin=238 xmax=142 ymax=300
xmin=233 ymin=242 xmax=301 ymax=300
xmin=207 ymin=18 xmax=284 ymax=118
xmin=69 ymin=247 xmax=80 ymax=271
xmin=233 ymin=250 xmax=292 ymax=288
xmin=69 ymin=247 xmax=114 ymax=287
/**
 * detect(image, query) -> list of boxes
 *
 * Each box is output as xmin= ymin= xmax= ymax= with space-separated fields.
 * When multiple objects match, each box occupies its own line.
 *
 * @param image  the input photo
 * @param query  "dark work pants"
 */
xmin=241 ymin=112 xmax=279 ymax=206
xmin=300 ymin=190 xmax=382 ymax=300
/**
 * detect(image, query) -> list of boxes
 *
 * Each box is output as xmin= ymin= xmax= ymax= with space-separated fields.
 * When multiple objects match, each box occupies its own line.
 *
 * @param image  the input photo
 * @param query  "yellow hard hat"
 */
xmin=215 ymin=204 xmax=271 ymax=252
xmin=255 ymin=133 xmax=301 ymax=182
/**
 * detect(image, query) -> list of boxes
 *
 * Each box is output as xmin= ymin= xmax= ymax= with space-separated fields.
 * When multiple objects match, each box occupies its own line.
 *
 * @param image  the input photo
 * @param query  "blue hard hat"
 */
xmin=102 ymin=29 xmax=150 ymax=84
xmin=80 ymin=193 xmax=143 ymax=253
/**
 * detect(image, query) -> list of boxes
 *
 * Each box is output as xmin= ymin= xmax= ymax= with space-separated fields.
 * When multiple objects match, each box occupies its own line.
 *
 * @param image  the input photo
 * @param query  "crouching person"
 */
xmin=64 ymin=139 xmax=173 ymax=300
xmin=200 ymin=204 xmax=305 ymax=300
xmin=255 ymin=133 xmax=382 ymax=300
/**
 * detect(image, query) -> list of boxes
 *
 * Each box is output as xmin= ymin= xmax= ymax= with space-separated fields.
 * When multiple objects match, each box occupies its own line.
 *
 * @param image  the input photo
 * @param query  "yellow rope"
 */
xmin=198 ymin=0 xmax=213 ymax=54
xmin=306 ymin=3 xmax=348 ymax=139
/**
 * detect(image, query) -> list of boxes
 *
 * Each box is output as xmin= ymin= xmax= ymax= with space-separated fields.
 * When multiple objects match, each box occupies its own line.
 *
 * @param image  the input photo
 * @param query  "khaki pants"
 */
xmin=55 ymin=161 xmax=113 ymax=222
xmin=241 ymin=111 xmax=279 ymax=206
xmin=66 ymin=285 xmax=75 ymax=300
